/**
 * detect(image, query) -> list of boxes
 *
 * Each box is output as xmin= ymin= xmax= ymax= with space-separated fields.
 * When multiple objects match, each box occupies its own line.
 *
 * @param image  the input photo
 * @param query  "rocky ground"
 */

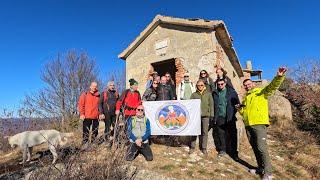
xmin=1 ymin=127 xmax=318 ymax=180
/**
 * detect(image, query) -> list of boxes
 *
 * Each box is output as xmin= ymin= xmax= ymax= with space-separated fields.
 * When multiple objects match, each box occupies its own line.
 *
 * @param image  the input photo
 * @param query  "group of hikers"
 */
xmin=78 ymin=66 xmax=287 ymax=180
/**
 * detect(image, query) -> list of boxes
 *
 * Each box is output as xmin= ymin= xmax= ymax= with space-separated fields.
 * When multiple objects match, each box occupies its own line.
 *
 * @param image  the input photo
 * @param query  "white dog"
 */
xmin=8 ymin=129 xmax=73 ymax=164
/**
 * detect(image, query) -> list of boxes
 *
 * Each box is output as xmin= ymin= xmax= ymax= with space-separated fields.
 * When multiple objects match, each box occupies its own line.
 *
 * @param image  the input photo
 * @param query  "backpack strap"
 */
xmin=132 ymin=116 xmax=147 ymax=128
xmin=103 ymin=91 xmax=108 ymax=103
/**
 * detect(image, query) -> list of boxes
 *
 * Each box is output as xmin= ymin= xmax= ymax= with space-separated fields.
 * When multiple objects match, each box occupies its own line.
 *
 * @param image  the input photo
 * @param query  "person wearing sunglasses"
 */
xmin=189 ymin=79 xmax=214 ymax=155
xmin=126 ymin=105 xmax=153 ymax=161
xmin=212 ymin=78 xmax=240 ymax=160
xmin=142 ymin=80 xmax=158 ymax=101
xmin=145 ymin=71 xmax=159 ymax=89
xmin=198 ymin=70 xmax=215 ymax=92
xmin=177 ymin=72 xmax=196 ymax=100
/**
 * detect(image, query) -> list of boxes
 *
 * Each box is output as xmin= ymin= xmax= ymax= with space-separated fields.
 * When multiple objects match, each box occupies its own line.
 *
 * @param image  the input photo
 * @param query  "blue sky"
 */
xmin=0 ymin=0 xmax=319 ymax=111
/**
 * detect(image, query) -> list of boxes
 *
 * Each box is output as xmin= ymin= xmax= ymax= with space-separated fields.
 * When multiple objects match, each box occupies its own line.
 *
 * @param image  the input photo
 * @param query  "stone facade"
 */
xmin=119 ymin=15 xmax=243 ymax=93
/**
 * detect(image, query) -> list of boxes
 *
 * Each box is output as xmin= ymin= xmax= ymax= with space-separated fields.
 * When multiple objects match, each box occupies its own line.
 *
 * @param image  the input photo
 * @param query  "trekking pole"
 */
xmin=112 ymin=113 xmax=119 ymax=150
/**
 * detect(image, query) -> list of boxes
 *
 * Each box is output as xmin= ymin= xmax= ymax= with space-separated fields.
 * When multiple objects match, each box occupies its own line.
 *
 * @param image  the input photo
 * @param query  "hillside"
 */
xmin=0 ymin=121 xmax=319 ymax=180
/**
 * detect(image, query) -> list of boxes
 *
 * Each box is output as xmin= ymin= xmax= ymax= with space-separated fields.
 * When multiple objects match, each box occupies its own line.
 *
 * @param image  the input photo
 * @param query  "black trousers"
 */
xmin=213 ymin=117 xmax=238 ymax=158
xmin=104 ymin=114 xmax=116 ymax=141
xmin=83 ymin=119 xmax=99 ymax=144
xmin=126 ymin=142 xmax=153 ymax=161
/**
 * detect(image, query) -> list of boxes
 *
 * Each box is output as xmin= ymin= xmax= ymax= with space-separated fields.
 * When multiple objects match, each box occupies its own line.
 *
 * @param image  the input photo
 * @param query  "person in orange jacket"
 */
xmin=78 ymin=81 xmax=100 ymax=145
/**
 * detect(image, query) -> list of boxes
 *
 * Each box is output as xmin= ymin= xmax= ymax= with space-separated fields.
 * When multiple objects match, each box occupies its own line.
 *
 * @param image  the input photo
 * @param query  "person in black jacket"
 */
xmin=212 ymin=78 xmax=240 ymax=160
xmin=156 ymin=76 xmax=174 ymax=101
xmin=165 ymin=72 xmax=176 ymax=99
xmin=142 ymin=80 xmax=158 ymax=101
xmin=99 ymin=81 xmax=119 ymax=146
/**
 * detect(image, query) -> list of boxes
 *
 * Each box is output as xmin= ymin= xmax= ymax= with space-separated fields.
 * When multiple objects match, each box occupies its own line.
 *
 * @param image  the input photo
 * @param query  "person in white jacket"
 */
xmin=177 ymin=72 xmax=196 ymax=100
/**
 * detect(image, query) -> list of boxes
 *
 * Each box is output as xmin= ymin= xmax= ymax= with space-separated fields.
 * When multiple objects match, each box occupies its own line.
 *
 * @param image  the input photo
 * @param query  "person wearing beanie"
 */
xmin=116 ymin=78 xmax=141 ymax=120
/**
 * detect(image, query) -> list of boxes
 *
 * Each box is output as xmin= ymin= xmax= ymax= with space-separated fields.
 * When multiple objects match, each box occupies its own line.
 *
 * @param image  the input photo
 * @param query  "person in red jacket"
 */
xmin=78 ymin=81 xmax=100 ymax=145
xmin=116 ymin=79 xmax=141 ymax=121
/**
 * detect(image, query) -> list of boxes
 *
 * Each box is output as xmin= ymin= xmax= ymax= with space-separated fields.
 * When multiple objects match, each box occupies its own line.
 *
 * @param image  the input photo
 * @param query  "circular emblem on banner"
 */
xmin=155 ymin=102 xmax=189 ymax=134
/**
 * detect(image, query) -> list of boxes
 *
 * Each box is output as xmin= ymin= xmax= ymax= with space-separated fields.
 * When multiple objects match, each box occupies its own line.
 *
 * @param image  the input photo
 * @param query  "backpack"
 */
xmin=102 ymin=90 xmax=119 ymax=103
xmin=120 ymin=89 xmax=141 ymax=105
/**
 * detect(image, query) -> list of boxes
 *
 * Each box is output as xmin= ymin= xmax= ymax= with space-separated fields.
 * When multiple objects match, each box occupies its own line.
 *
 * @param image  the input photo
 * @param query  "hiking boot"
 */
xmin=218 ymin=151 xmax=227 ymax=157
xmin=189 ymin=148 xmax=195 ymax=154
xmin=262 ymin=174 xmax=274 ymax=180
xmin=201 ymin=149 xmax=208 ymax=155
xmin=231 ymin=154 xmax=240 ymax=162
xmin=248 ymin=168 xmax=264 ymax=175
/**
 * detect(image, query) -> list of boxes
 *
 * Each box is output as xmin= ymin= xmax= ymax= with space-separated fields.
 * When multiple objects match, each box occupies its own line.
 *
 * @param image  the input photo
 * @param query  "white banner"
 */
xmin=143 ymin=99 xmax=201 ymax=136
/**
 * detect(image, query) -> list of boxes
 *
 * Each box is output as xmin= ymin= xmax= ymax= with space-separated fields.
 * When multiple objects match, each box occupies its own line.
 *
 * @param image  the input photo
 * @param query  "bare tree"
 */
xmin=291 ymin=59 xmax=320 ymax=84
xmin=104 ymin=69 xmax=126 ymax=93
xmin=282 ymin=59 xmax=320 ymax=142
xmin=23 ymin=50 xmax=100 ymax=126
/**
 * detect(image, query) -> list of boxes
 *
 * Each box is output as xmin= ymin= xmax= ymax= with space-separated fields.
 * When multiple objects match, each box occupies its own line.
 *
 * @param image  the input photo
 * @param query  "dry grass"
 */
xmin=1 ymin=117 xmax=320 ymax=179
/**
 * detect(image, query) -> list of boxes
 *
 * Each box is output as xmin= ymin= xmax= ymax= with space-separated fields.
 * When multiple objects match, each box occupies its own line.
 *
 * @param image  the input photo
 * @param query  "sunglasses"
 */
xmin=200 ymin=72 xmax=206 ymax=75
xmin=137 ymin=109 xmax=144 ymax=112
xmin=184 ymin=76 xmax=189 ymax=78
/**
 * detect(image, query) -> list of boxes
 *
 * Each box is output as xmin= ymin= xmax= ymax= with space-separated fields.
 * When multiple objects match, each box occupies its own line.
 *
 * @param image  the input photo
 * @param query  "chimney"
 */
xmin=246 ymin=60 xmax=252 ymax=70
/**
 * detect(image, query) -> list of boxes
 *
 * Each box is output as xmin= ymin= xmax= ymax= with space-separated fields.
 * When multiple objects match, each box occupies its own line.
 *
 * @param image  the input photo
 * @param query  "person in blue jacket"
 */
xmin=126 ymin=104 xmax=153 ymax=161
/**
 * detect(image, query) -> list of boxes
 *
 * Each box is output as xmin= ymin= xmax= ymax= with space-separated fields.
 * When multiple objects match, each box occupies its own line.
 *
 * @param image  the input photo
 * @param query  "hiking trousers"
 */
xmin=246 ymin=125 xmax=272 ymax=174
xmin=83 ymin=119 xmax=99 ymax=144
xmin=190 ymin=117 xmax=210 ymax=150
xmin=126 ymin=142 xmax=153 ymax=161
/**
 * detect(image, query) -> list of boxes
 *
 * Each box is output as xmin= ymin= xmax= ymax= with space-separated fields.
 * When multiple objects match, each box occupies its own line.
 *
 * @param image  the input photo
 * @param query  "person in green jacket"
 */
xmin=189 ymin=79 xmax=214 ymax=155
xmin=237 ymin=67 xmax=287 ymax=180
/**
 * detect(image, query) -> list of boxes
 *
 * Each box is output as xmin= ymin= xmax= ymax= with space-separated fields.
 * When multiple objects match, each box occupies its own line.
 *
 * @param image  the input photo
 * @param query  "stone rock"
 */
xmin=188 ymin=153 xmax=202 ymax=163
xmin=134 ymin=169 xmax=176 ymax=180
xmin=268 ymin=90 xmax=293 ymax=127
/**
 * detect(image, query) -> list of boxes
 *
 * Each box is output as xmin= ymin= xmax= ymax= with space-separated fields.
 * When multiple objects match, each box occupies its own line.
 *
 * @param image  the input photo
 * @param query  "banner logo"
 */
xmin=155 ymin=102 xmax=189 ymax=134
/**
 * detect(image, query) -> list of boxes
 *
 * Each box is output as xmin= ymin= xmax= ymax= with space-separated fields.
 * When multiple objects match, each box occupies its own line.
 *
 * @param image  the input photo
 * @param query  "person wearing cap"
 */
xmin=177 ymin=72 xmax=196 ymax=100
xmin=116 ymin=78 xmax=141 ymax=120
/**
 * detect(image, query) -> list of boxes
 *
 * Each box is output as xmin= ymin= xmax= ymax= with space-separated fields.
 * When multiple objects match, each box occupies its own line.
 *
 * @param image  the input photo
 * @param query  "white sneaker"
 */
xmin=262 ymin=174 xmax=274 ymax=180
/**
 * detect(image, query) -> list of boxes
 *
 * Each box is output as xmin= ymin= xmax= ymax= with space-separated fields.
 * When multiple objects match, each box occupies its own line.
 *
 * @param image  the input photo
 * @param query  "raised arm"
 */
xmin=260 ymin=67 xmax=287 ymax=97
